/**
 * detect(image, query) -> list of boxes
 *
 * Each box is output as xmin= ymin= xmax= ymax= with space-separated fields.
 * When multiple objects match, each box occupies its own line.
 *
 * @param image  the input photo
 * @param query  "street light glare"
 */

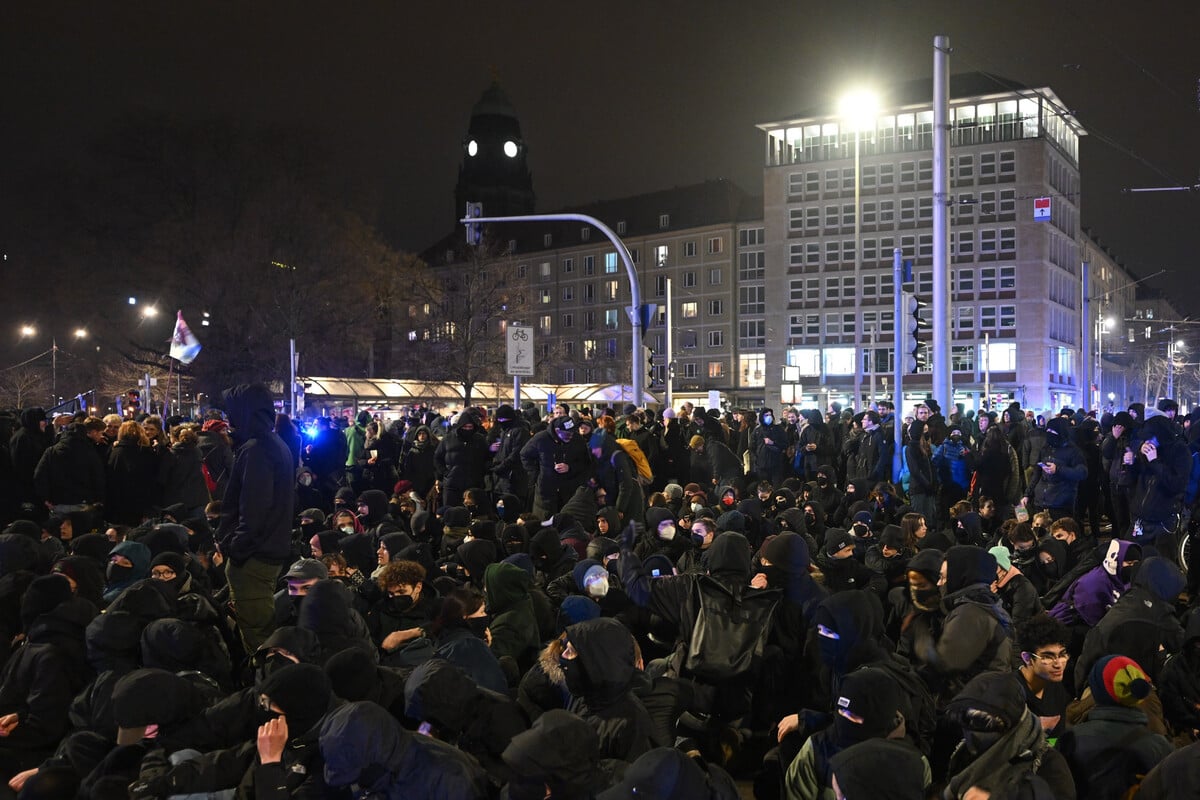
xmin=1103 ymin=317 xmax=1115 ymax=330
xmin=839 ymin=89 xmax=879 ymax=130
xmin=19 ymin=325 xmax=35 ymax=337
xmin=74 ymin=328 xmax=88 ymax=339
xmin=142 ymin=306 xmax=159 ymax=318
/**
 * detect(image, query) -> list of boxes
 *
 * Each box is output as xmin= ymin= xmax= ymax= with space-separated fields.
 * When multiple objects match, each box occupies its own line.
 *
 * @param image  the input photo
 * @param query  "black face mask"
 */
xmin=467 ymin=615 xmax=491 ymax=640
xmin=817 ymin=477 xmax=829 ymax=487
xmin=762 ymin=564 xmax=787 ymax=589
xmin=1039 ymin=559 xmax=1061 ymax=580
xmin=107 ymin=563 xmax=134 ymax=585
xmin=910 ymin=585 xmax=941 ymax=611
xmin=384 ymin=595 xmax=415 ymax=615
xmin=1118 ymin=563 xmax=1136 ymax=583
xmin=559 ymin=657 xmax=587 ymax=696
xmin=254 ymin=653 xmax=295 ymax=688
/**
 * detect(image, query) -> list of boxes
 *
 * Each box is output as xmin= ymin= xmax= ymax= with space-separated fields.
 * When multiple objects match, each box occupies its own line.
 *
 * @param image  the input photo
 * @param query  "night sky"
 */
xmin=4 ymin=2 xmax=1198 ymax=309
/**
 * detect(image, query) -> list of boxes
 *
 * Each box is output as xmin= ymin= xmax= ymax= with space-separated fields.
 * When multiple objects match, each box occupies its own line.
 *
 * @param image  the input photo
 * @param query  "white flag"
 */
xmin=169 ymin=311 xmax=202 ymax=364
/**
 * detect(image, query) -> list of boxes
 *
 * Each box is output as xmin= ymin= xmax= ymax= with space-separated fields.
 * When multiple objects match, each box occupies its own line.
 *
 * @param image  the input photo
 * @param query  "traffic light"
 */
xmin=464 ymin=202 xmax=483 ymax=246
xmin=643 ymin=345 xmax=655 ymax=385
xmin=903 ymin=292 xmax=929 ymax=373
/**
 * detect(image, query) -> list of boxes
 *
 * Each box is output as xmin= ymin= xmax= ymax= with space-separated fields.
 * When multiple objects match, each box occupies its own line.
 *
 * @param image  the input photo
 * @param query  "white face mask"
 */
xmin=340 ymin=525 xmax=354 ymax=535
xmin=691 ymin=502 xmax=704 ymax=514
xmin=586 ymin=577 xmax=609 ymax=598
xmin=658 ymin=524 xmax=677 ymax=541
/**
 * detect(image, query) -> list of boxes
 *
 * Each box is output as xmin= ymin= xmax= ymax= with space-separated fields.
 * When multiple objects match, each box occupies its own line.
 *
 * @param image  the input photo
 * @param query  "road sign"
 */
xmin=506 ymin=324 xmax=534 ymax=377
xmin=1033 ymin=196 xmax=1051 ymax=221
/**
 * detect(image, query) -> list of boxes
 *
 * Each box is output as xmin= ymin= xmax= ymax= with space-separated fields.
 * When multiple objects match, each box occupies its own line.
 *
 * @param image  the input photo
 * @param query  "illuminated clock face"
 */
xmin=503 ymin=140 xmax=518 ymax=158
xmin=467 ymin=140 xmax=478 ymax=157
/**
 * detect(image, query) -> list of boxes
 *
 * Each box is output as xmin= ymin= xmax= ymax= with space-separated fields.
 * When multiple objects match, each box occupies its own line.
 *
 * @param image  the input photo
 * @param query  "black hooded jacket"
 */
xmin=434 ymin=413 xmax=489 ymax=491
xmin=10 ymin=408 xmax=48 ymax=506
xmin=34 ymin=425 xmax=106 ymax=506
xmin=1120 ymin=412 xmax=1191 ymax=526
xmin=216 ymin=384 xmax=295 ymax=566
xmin=564 ymin=617 xmax=653 ymax=762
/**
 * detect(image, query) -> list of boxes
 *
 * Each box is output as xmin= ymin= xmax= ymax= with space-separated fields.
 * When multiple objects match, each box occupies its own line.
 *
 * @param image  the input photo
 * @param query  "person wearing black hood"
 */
xmin=401 ymin=425 xmax=437 ymax=499
xmin=558 ymin=616 xmax=653 ymax=761
xmin=217 ymin=383 xmax=295 ymax=654
xmin=750 ymin=408 xmax=788 ymax=487
xmin=489 ymin=404 xmax=531 ymax=502
xmin=434 ymin=410 xmax=489 ymax=508
xmin=529 ymin=526 xmax=579 ymax=588
xmin=522 ymin=415 xmax=594 ymax=520
xmin=817 ymin=528 xmax=874 ymax=594
xmin=1074 ymin=556 xmax=1186 ymax=693
xmin=1119 ymin=408 xmax=1191 ymax=562
xmin=319 ymin=700 xmax=490 ymax=800
xmin=1024 ymin=416 xmax=1087 ymax=520
xmin=810 ymin=465 xmax=842 ymax=521
xmin=0 ymin=575 xmax=96 ymax=779
xmin=131 ymin=662 xmax=336 ymax=799
xmin=866 ymin=524 xmax=912 ymax=598
xmin=10 ymin=408 xmax=48 ymax=517
xmin=33 ymin=417 xmax=106 ymax=515
xmin=942 ymin=671 xmax=1076 ymax=799
xmin=502 ymin=708 xmax=626 ymax=800
xmin=910 ymin=546 xmax=1012 ymax=703
xmin=297 ymin=578 xmax=376 ymax=666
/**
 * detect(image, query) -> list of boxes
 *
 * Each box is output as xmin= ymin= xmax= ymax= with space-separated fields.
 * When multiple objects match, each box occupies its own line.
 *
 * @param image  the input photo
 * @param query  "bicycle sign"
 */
xmin=506 ymin=324 xmax=535 ymax=377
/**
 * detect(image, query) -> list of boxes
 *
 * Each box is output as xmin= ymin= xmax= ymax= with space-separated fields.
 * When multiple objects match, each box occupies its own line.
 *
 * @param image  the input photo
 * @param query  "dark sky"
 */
xmin=5 ymin=1 xmax=1198 ymax=309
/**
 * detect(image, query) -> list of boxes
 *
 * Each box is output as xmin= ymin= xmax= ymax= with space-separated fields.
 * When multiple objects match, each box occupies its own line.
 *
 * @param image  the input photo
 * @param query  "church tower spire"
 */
xmin=454 ymin=79 xmax=535 ymax=222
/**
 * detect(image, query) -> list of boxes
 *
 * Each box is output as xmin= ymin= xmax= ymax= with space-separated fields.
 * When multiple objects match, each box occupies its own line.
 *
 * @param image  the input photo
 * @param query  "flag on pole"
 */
xmin=169 ymin=311 xmax=202 ymax=364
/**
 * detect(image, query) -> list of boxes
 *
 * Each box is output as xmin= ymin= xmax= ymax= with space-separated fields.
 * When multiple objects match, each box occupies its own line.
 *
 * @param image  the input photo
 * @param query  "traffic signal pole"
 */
xmin=460 ymin=211 xmax=648 ymax=405
xmin=893 ymin=247 xmax=905 ymax=482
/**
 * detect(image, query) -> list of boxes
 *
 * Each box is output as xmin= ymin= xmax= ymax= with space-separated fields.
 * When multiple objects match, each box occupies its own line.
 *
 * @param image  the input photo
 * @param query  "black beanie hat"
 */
xmin=324 ymin=648 xmax=382 ymax=703
xmin=259 ymin=663 xmax=332 ymax=736
xmin=495 ymin=404 xmax=516 ymax=422
xmin=942 ymin=545 xmax=997 ymax=595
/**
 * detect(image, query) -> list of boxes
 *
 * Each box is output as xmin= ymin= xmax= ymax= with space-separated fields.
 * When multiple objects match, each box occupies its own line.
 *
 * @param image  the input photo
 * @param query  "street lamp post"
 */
xmin=840 ymin=90 xmax=878 ymax=411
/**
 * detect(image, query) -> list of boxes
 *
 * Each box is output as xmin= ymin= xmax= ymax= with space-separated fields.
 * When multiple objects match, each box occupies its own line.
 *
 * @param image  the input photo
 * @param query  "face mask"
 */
xmin=385 ymin=595 xmax=415 ymax=614
xmin=762 ymin=564 xmax=785 ymax=588
xmin=910 ymin=585 xmax=941 ymax=611
xmin=1039 ymin=559 xmax=1061 ymax=580
xmin=722 ymin=496 xmax=735 ymax=507
xmin=658 ymin=524 xmax=676 ymax=541
xmin=762 ymin=416 xmax=773 ymax=426
xmin=495 ymin=503 xmax=505 ymax=516
xmin=586 ymin=578 xmax=609 ymax=598
xmin=467 ymin=615 xmax=491 ymax=640
xmin=691 ymin=502 xmax=704 ymax=514
xmin=852 ymin=523 xmax=870 ymax=538
xmin=340 ymin=525 xmax=355 ymax=535
xmin=1119 ymin=563 xmax=1136 ymax=583
xmin=559 ymin=657 xmax=587 ymax=696
xmin=107 ymin=563 xmax=134 ymax=584
xmin=964 ymin=729 xmax=1004 ymax=754
xmin=817 ymin=476 xmax=829 ymax=487
xmin=816 ymin=624 xmax=845 ymax=670
xmin=805 ymin=511 xmax=817 ymax=527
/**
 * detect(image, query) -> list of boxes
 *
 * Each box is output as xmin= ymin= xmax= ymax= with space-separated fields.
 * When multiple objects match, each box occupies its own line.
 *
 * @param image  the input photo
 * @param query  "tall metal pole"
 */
xmin=665 ymin=277 xmax=674 ymax=410
xmin=289 ymin=338 xmax=297 ymax=418
xmin=51 ymin=338 xmax=57 ymax=409
xmin=513 ymin=376 xmax=521 ymax=408
xmin=1168 ymin=327 xmax=1175 ymax=399
xmin=1081 ymin=261 xmax=1092 ymax=410
xmin=852 ymin=128 xmax=863 ymax=410
xmin=892 ymin=248 xmax=905 ymax=482
xmin=984 ymin=332 xmax=991 ymax=410
xmin=463 ymin=212 xmax=645 ymax=404
xmin=932 ymin=34 xmax=952 ymax=411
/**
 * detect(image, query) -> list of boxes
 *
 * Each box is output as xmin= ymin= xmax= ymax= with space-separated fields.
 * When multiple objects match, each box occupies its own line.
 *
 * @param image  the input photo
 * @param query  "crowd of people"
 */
xmin=0 ymin=384 xmax=1199 ymax=799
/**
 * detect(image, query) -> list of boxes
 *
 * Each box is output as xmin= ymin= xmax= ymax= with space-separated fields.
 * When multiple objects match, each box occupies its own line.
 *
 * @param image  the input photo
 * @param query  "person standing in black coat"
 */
xmin=106 ymin=421 xmax=162 ymax=525
xmin=159 ymin=425 xmax=212 ymax=521
xmin=521 ymin=416 xmax=593 ymax=520
xmin=217 ymin=383 xmax=295 ymax=654
xmin=9 ymin=408 xmax=48 ymax=516
xmin=33 ymin=418 xmax=106 ymax=515
xmin=489 ymin=405 xmax=531 ymax=503
xmin=749 ymin=407 xmax=788 ymax=486
xmin=435 ymin=411 xmax=489 ymax=508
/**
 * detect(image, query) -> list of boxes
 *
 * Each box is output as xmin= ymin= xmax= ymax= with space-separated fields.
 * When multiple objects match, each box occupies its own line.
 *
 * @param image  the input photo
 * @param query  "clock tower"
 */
xmin=454 ymin=80 xmax=535 ymax=222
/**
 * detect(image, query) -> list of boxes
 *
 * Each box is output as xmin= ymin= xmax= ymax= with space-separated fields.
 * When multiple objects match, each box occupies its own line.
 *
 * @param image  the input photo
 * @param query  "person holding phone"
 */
xmin=1023 ymin=418 xmax=1087 ymax=523
xmin=1119 ymin=409 xmax=1191 ymax=565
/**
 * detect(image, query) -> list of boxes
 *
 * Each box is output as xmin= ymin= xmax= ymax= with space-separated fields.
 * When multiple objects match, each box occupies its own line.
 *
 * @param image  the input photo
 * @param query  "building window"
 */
xmin=585 ymin=311 xmax=595 ymax=330
xmin=980 ymin=306 xmax=997 ymax=329
xmin=562 ymin=286 xmax=574 ymax=301
xmin=682 ymin=362 xmax=698 ymax=378
xmin=738 ymin=251 xmax=765 ymax=280
xmin=562 ymin=257 xmax=573 ymax=273
xmin=517 ymin=264 xmax=528 ymax=279
xmin=789 ymin=279 xmax=804 ymax=303
xmin=980 ymin=267 xmax=997 ymax=290
xmin=659 ymin=214 xmax=670 ymax=229
xmin=1000 ymin=305 xmax=1016 ymax=328
xmin=604 ymin=309 xmax=618 ymax=330
xmin=543 ymin=233 xmax=553 ymax=247
xmin=788 ymin=173 xmax=804 ymax=197
xmin=862 ymin=275 xmax=877 ymax=298
xmin=603 ymin=280 xmax=619 ymax=301
xmin=604 ymin=252 xmax=618 ymax=273
xmin=958 ymin=155 xmax=974 ymax=179
xmin=825 ymin=276 xmax=839 ymax=300
xmin=739 ymin=228 xmax=765 ymax=246
xmin=708 ymin=299 xmax=724 ymax=316
xmin=708 ymin=330 xmax=724 ymax=348
xmin=708 ymin=361 xmax=725 ymax=379
xmin=583 ymin=340 xmax=596 ymax=360
xmin=681 ymin=301 xmax=698 ymax=318
xmin=999 ymin=189 xmax=1016 ymax=216
xmin=684 ymin=241 xmax=697 ymax=257
xmin=617 ymin=220 xmax=627 ymax=235
xmin=630 ymin=248 xmax=639 ymax=263
xmin=1000 ymin=228 xmax=1016 ymax=252
xmin=708 ymin=237 xmax=723 ymax=254
xmin=999 ymin=266 xmax=1015 ymax=289
xmin=581 ymin=227 xmax=591 ymax=241
xmin=583 ymin=283 xmax=594 ymax=303
xmin=879 ymin=163 xmax=894 ymax=188
xmin=654 ymin=275 xmax=666 ymax=297
xmin=999 ymin=150 xmax=1015 ymax=176
xmin=958 ymin=268 xmax=974 ymax=292
xmin=654 ymin=245 xmax=668 ymax=267
xmin=983 ymin=342 xmax=1016 ymax=371
xmin=683 ymin=271 xmax=697 ymax=288
xmin=806 ymin=243 xmax=820 ymax=264
xmin=739 ymin=286 xmax=765 ymax=314
xmin=955 ymin=306 xmax=974 ymax=331
xmin=951 ymin=345 xmax=975 ymax=371
xmin=980 ymin=229 xmax=997 ymax=253
xmin=583 ymin=255 xmax=595 ymax=274
xmin=980 ymin=152 xmax=996 ymax=178
xmin=507 ymin=239 xmax=517 ymax=254
xmin=539 ymin=315 xmax=552 ymax=333
xmin=562 ymin=313 xmax=574 ymax=329
xmin=709 ymin=267 xmax=722 ymax=285
xmin=563 ymin=368 xmax=575 ymax=382
xmin=564 ymin=340 xmax=575 ymax=355
xmin=739 ymin=320 xmax=766 ymax=348
xmin=956 ymin=230 xmax=974 ymax=256
xmin=539 ymin=290 xmax=551 ymax=304
xmin=917 ymin=271 xmax=932 ymax=294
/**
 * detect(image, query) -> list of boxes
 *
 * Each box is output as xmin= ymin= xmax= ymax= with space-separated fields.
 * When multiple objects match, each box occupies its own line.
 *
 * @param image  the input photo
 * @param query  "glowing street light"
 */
xmin=74 ymin=328 xmax=88 ymax=339
xmin=142 ymin=305 xmax=159 ymax=319
xmin=19 ymin=325 xmax=35 ymax=338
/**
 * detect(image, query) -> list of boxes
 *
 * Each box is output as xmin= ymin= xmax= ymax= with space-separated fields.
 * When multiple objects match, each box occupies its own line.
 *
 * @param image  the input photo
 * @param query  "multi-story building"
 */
xmin=757 ymin=73 xmax=1090 ymax=414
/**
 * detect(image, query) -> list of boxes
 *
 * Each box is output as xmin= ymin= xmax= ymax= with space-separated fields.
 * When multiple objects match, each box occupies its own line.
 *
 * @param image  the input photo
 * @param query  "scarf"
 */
xmin=944 ymin=708 xmax=1046 ymax=800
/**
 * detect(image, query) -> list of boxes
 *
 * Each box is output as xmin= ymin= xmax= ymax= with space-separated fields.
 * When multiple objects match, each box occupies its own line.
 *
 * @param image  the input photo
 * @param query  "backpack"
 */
xmin=684 ymin=576 xmax=780 ymax=682
xmin=615 ymin=438 xmax=654 ymax=485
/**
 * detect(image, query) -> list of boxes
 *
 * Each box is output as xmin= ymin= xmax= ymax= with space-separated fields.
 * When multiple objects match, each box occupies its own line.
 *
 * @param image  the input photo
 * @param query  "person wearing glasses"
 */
xmin=1016 ymin=613 xmax=1073 ymax=742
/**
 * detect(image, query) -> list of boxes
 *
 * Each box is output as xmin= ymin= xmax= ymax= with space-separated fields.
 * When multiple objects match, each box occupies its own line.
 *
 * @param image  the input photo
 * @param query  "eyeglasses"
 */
xmin=1033 ymin=650 xmax=1070 ymax=664
xmin=150 ymin=568 xmax=176 ymax=579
